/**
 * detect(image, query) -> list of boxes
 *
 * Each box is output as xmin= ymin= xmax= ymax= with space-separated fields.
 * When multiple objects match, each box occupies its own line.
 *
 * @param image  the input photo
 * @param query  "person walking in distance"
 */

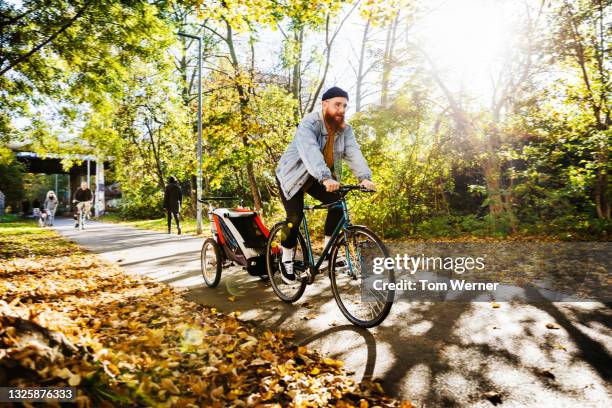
xmin=44 ymin=190 xmax=59 ymax=226
xmin=164 ymin=176 xmax=182 ymax=235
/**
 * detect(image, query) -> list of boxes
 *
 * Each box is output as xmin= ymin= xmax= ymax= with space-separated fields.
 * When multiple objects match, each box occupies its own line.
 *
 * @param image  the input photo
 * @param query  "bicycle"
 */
xmin=73 ymin=200 xmax=92 ymax=230
xmin=265 ymin=185 xmax=395 ymax=328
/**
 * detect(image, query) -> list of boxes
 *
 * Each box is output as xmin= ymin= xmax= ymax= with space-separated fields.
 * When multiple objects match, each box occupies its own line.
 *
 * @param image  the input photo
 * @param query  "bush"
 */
xmin=525 ymin=214 xmax=611 ymax=240
xmin=415 ymin=214 xmax=513 ymax=238
xmin=119 ymin=184 xmax=165 ymax=219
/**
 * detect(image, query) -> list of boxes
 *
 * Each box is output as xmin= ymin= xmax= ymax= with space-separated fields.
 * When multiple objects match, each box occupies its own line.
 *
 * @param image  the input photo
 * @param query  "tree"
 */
xmin=419 ymin=1 xmax=548 ymax=232
xmin=547 ymin=0 xmax=611 ymax=220
xmin=0 ymin=0 xmax=174 ymax=155
xmin=0 ymin=159 xmax=25 ymax=210
xmin=80 ymin=53 xmax=193 ymax=218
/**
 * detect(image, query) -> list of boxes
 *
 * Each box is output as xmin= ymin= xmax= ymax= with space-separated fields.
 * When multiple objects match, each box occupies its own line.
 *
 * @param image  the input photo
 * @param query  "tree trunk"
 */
xmin=225 ymin=20 xmax=263 ymax=212
xmin=291 ymin=26 xmax=304 ymax=116
xmin=307 ymin=2 xmax=360 ymax=113
xmin=564 ymin=3 xmax=610 ymax=220
xmin=245 ymin=160 xmax=262 ymax=211
xmin=595 ymin=142 xmax=611 ymax=220
xmin=381 ymin=10 xmax=400 ymax=108
xmin=355 ymin=18 xmax=371 ymax=113
xmin=307 ymin=14 xmax=332 ymax=113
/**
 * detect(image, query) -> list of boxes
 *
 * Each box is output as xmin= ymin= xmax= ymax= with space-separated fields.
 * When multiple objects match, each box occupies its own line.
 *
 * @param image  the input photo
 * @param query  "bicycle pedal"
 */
xmin=298 ymin=269 xmax=315 ymax=284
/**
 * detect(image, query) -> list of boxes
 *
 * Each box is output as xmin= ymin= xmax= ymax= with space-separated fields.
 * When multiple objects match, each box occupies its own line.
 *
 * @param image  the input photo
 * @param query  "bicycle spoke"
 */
xmin=330 ymin=227 xmax=394 ymax=328
xmin=266 ymin=223 xmax=307 ymax=302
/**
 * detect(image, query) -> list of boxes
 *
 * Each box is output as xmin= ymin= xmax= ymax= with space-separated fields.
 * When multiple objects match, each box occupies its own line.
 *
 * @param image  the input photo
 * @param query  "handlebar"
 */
xmin=337 ymin=184 xmax=376 ymax=194
xmin=304 ymin=184 xmax=376 ymax=211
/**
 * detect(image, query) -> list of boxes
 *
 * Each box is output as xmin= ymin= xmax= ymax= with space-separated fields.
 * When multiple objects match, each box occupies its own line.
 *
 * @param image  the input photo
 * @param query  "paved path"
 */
xmin=54 ymin=218 xmax=611 ymax=407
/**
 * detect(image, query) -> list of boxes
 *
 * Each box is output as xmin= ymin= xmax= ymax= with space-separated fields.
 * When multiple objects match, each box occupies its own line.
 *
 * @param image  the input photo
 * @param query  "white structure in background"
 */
xmin=95 ymin=158 xmax=105 ymax=217
xmin=12 ymin=151 xmax=109 ymax=217
xmin=0 ymin=190 xmax=5 ymax=216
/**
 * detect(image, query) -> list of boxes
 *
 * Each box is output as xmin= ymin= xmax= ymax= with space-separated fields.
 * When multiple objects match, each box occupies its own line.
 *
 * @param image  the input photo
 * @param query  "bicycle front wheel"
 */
xmin=329 ymin=226 xmax=395 ymax=328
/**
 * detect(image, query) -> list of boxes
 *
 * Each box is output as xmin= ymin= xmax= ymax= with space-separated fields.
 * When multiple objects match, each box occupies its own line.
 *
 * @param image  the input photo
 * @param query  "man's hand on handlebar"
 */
xmin=323 ymin=178 xmax=341 ymax=192
xmin=360 ymin=179 xmax=376 ymax=191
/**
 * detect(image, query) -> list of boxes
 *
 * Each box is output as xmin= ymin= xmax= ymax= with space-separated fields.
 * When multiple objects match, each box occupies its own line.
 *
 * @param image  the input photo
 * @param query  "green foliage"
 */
xmin=1 ymin=0 xmax=173 ymax=153
xmin=0 ymin=159 xmax=25 ymax=209
xmin=416 ymin=215 xmax=477 ymax=238
xmin=119 ymin=182 xmax=165 ymax=219
xmin=202 ymin=80 xmax=298 ymax=202
xmin=1 ymin=0 xmax=609 ymax=240
xmin=347 ymin=80 xmax=451 ymax=237
xmin=0 ymin=214 xmax=21 ymax=223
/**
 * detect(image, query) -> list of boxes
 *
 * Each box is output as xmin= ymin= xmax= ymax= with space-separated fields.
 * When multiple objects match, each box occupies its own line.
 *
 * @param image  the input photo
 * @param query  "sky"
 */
xmin=242 ymin=0 xmax=539 ymax=116
xmin=10 ymin=0 xmax=545 ymax=138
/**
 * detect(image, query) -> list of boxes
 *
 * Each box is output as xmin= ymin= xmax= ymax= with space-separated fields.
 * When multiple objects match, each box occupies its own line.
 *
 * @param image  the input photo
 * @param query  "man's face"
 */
xmin=322 ymin=97 xmax=347 ymax=128
xmin=81 ymin=182 xmax=88 ymax=190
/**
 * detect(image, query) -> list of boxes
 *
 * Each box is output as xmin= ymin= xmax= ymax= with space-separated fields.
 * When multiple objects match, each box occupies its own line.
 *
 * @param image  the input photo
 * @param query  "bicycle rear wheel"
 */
xmin=329 ymin=226 xmax=394 ymax=328
xmin=266 ymin=222 xmax=307 ymax=303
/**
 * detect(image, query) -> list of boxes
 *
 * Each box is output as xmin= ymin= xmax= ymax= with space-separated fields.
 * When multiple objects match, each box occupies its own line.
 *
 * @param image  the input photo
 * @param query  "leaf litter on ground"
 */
xmin=0 ymin=223 xmax=411 ymax=407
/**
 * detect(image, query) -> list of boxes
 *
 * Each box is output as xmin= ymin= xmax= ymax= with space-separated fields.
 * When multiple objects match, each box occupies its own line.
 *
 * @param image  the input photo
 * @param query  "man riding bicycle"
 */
xmin=73 ymin=181 xmax=93 ymax=229
xmin=275 ymin=86 xmax=376 ymax=281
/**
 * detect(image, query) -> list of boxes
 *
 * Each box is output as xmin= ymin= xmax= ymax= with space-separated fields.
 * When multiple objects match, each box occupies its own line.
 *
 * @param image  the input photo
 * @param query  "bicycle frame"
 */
xmin=75 ymin=201 xmax=91 ymax=229
xmin=300 ymin=197 xmax=356 ymax=276
xmin=79 ymin=204 xmax=87 ymax=229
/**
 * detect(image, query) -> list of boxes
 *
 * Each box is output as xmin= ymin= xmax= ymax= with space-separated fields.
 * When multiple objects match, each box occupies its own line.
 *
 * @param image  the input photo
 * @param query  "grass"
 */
xmin=0 ymin=213 xmax=24 ymax=226
xmin=0 ymin=217 xmax=76 ymax=258
xmin=98 ymin=212 xmax=211 ymax=235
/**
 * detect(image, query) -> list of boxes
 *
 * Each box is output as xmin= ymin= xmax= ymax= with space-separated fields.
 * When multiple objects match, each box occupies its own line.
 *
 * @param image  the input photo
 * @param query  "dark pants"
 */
xmin=167 ymin=210 xmax=180 ymax=231
xmin=276 ymin=176 xmax=342 ymax=248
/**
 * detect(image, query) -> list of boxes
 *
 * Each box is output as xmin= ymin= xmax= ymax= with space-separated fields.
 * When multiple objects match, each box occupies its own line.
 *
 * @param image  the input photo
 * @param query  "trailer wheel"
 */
xmin=201 ymin=238 xmax=222 ymax=288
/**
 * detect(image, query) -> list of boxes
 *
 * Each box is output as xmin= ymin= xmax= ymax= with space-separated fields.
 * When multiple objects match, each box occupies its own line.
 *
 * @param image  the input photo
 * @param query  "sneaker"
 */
xmin=74 ymin=224 xmax=79 ymax=229
xmin=177 ymin=227 xmax=182 ymax=235
xmin=281 ymin=261 xmax=296 ymax=284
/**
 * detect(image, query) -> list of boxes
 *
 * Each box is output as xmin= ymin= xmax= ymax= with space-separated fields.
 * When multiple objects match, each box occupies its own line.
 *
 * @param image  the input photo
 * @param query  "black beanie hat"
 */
xmin=322 ymin=86 xmax=349 ymax=101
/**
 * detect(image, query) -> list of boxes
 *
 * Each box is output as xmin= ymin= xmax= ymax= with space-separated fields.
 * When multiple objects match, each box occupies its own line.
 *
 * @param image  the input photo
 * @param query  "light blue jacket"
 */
xmin=276 ymin=110 xmax=372 ymax=200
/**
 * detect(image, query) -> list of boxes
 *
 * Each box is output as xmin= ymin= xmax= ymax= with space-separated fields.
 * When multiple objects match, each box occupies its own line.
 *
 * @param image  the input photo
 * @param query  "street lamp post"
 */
xmin=178 ymin=31 xmax=203 ymax=235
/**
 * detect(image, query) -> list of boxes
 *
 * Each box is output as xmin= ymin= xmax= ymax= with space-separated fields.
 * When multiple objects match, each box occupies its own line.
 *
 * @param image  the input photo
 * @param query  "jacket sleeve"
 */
xmin=343 ymin=127 xmax=372 ymax=181
xmin=294 ymin=120 xmax=332 ymax=182
xmin=163 ymin=186 xmax=168 ymax=209
xmin=178 ymin=186 xmax=182 ymax=205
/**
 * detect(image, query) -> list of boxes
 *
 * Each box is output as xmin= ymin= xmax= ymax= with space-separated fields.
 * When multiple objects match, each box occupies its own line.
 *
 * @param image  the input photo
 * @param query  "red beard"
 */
xmin=323 ymin=111 xmax=346 ymax=133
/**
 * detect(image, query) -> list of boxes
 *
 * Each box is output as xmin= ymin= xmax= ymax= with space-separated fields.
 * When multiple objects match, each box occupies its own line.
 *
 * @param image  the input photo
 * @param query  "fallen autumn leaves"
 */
xmin=0 ymin=222 xmax=410 ymax=407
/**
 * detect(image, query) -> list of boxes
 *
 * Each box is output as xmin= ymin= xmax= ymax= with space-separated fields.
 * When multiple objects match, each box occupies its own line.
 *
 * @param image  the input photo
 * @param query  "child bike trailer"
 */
xmin=200 ymin=198 xmax=275 ymax=288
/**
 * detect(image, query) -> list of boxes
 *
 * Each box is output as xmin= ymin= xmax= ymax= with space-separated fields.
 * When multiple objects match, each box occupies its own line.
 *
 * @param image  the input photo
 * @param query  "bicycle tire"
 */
xmin=266 ymin=222 xmax=307 ymax=303
xmin=329 ymin=225 xmax=395 ymax=328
